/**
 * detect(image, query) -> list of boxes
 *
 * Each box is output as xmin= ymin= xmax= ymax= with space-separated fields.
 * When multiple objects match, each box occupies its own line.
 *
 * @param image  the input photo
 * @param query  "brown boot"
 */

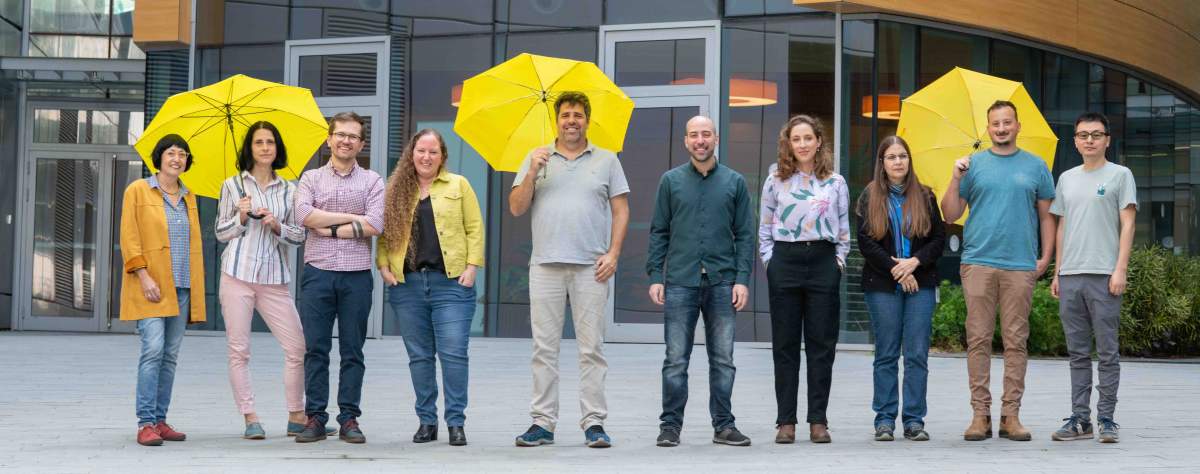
xmin=809 ymin=423 xmax=831 ymax=443
xmin=999 ymin=415 xmax=1032 ymax=441
xmin=774 ymin=424 xmax=796 ymax=444
xmin=963 ymin=415 xmax=992 ymax=441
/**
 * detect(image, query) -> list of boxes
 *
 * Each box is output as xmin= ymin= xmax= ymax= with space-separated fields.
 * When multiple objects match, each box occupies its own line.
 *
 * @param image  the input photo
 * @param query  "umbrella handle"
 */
xmin=233 ymin=175 xmax=265 ymax=219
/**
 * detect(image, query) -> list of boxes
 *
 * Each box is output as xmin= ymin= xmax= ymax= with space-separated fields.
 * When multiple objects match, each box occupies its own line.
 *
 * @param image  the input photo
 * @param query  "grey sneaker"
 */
xmin=712 ymin=427 xmax=751 ymax=446
xmin=656 ymin=426 xmax=680 ymax=447
xmin=874 ymin=424 xmax=894 ymax=441
xmin=1051 ymin=415 xmax=1093 ymax=441
xmin=1097 ymin=417 xmax=1120 ymax=443
xmin=903 ymin=423 xmax=930 ymax=441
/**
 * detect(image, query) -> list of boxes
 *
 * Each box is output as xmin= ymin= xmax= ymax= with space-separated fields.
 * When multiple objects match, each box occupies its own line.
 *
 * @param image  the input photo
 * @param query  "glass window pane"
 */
xmin=219 ymin=44 xmax=285 ymax=83
xmin=29 ymin=34 xmax=112 ymax=58
xmin=605 ymin=0 xmax=717 ymax=24
xmin=111 ymin=0 xmax=133 ymax=35
xmin=32 ymin=159 xmax=99 ymax=318
xmin=504 ymin=30 xmax=597 ymax=62
xmin=109 ymin=160 xmax=144 ymax=322
xmin=504 ymin=0 xmax=602 ymax=29
xmin=918 ymin=28 xmax=988 ymax=88
xmin=614 ymin=39 xmax=705 ymax=87
xmin=110 ymin=37 xmax=145 ymax=59
xmin=223 ymin=2 xmax=289 ymax=44
xmin=33 ymin=109 xmax=144 ymax=145
xmin=0 ymin=20 xmax=19 ymax=56
xmin=0 ymin=0 xmax=22 ymax=28
xmin=31 ymin=0 xmax=109 ymax=34
xmin=298 ymin=54 xmax=378 ymax=97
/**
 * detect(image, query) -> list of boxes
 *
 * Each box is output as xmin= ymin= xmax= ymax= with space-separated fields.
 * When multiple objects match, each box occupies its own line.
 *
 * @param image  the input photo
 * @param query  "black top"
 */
xmin=404 ymin=197 xmax=445 ymax=274
xmin=856 ymin=188 xmax=946 ymax=292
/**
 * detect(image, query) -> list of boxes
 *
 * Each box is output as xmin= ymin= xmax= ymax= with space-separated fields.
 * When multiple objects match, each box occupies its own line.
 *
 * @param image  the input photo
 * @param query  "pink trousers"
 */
xmin=219 ymin=273 xmax=306 ymax=414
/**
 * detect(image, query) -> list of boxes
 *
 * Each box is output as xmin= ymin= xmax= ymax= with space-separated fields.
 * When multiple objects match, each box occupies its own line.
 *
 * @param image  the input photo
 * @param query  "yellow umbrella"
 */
xmin=897 ymin=67 xmax=1057 ymax=224
xmin=453 ymin=53 xmax=634 ymax=172
xmin=134 ymin=74 xmax=329 ymax=199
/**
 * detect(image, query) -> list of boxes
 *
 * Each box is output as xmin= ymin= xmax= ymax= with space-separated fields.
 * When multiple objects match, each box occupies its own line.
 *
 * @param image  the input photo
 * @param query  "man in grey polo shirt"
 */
xmin=509 ymin=91 xmax=630 ymax=448
xmin=1049 ymin=112 xmax=1136 ymax=444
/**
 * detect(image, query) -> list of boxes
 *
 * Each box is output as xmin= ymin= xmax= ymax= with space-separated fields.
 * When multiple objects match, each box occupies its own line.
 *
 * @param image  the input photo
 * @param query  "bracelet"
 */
xmin=352 ymin=221 xmax=363 ymax=239
xmin=328 ymin=223 xmax=341 ymax=238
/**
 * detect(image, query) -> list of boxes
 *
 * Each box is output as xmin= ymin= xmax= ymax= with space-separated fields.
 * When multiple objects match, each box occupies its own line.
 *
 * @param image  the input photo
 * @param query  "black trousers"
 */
xmin=767 ymin=240 xmax=841 ymax=425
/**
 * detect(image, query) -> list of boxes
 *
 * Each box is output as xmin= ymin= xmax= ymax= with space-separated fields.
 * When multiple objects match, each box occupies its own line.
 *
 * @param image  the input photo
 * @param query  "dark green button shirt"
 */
xmin=646 ymin=161 xmax=756 ymax=287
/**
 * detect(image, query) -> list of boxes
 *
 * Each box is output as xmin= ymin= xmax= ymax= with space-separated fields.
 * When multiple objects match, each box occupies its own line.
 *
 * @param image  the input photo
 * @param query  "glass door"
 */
xmin=21 ymin=151 xmax=103 ymax=331
xmin=106 ymin=153 xmax=148 ymax=333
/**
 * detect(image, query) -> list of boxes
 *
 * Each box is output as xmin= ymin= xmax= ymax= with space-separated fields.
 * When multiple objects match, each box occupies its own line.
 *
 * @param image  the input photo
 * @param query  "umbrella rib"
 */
xmin=501 ymin=99 xmax=551 ymax=151
xmin=476 ymin=74 xmax=541 ymax=95
xmin=544 ymin=61 xmax=585 ymax=92
xmin=903 ymin=100 xmax=977 ymax=144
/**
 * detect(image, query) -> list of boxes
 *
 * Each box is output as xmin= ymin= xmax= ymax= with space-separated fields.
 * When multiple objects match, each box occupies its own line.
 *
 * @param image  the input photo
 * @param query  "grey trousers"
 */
xmin=1058 ymin=274 xmax=1122 ymax=420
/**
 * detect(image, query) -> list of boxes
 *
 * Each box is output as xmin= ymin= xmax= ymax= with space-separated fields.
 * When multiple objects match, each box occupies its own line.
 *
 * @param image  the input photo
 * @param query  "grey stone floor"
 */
xmin=0 ymin=331 xmax=1195 ymax=473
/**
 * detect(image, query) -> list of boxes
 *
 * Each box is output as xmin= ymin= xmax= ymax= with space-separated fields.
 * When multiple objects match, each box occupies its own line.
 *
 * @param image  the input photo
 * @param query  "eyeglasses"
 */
xmin=332 ymin=131 xmax=364 ymax=143
xmin=883 ymin=153 xmax=910 ymax=161
xmin=1074 ymin=131 xmax=1109 ymax=141
xmin=163 ymin=150 xmax=190 ymax=159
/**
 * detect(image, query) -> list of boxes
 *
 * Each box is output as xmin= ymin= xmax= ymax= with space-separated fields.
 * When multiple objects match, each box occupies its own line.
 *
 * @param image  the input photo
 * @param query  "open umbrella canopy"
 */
xmin=134 ymin=74 xmax=329 ymax=199
xmin=897 ymin=67 xmax=1057 ymax=224
xmin=453 ymin=53 xmax=634 ymax=172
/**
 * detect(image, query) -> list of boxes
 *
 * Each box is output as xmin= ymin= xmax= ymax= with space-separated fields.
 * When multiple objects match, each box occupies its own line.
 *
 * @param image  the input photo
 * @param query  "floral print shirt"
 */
xmin=758 ymin=164 xmax=851 ymax=267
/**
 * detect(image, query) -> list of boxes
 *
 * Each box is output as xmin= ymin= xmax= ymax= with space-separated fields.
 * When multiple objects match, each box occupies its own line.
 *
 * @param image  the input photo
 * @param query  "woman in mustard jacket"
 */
xmin=375 ymin=129 xmax=483 ymax=446
xmin=120 ymin=134 xmax=207 ymax=447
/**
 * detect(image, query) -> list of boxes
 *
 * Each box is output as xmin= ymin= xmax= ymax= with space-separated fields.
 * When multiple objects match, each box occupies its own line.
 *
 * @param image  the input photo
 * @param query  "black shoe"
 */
xmin=339 ymin=418 xmax=366 ymax=444
xmin=656 ymin=426 xmax=680 ymax=447
xmin=903 ymin=423 xmax=930 ymax=441
xmin=294 ymin=417 xmax=327 ymax=443
xmin=413 ymin=424 xmax=437 ymax=443
xmin=713 ymin=427 xmax=751 ymax=446
xmin=874 ymin=424 xmax=895 ymax=441
xmin=448 ymin=426 xmax=467 ymax=446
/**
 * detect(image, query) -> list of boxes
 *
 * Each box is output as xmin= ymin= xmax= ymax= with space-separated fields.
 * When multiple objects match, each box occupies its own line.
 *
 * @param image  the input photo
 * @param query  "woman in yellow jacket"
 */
xmin=376 ymin=129 xmax=483 ymax=446
xmin=120 ymin=134 xmax=207 ymax=447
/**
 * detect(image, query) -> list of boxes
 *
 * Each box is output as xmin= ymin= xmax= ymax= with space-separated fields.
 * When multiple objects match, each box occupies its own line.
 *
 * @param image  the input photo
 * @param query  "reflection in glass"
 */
xmin=33 ymin=109 xmax=145 ymax=145
xmin=29 ymin=34 xmax=112 ymax=58
xmin=614 ymin=106 xmax=697 ymax=325
xmin=32 ymin=159 xmax=99 ymax=318
xmin=614 ymin=39 xmax=705 ymax=87
xmin=0 ymin=21 xmax=19 ymax=56
xmin=110 ymin=160 xmax=144 ymax=323
xmin=298 ymin=54 xmax=378 ymax=97
xmin=31 ymin=0 xmax=108 ymax=34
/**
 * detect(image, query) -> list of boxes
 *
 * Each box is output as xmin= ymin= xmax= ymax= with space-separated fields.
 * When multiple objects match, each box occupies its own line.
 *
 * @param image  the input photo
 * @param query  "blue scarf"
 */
xmin=887 ymin=183 xmax=911 ymax=259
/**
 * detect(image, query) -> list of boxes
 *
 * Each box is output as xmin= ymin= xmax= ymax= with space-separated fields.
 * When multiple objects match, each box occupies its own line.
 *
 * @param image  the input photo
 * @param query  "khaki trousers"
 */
xmin=528 ymin=263 xmax=609 ymax=431
xmin=960 ymin=264 xmax=1037 ymax=417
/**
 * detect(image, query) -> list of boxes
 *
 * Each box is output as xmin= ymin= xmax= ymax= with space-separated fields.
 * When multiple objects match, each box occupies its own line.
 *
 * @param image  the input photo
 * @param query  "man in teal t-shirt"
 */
xmin=941 ymin=100 xmax=1056 ymax=443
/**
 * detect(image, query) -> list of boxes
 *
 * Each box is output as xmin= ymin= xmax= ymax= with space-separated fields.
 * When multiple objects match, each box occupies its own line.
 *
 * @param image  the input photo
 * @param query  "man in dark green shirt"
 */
xmin=647 ymin=115 xmax=755 ymax=448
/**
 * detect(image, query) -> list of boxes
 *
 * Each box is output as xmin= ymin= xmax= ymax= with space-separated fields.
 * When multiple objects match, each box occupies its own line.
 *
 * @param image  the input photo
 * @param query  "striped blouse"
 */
xmin=215 ymin=172 xmax=306 ymax=284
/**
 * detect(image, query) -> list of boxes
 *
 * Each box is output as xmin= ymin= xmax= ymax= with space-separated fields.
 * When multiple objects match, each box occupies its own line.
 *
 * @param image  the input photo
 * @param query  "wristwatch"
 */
xmin=328 ymin=223 xmax=341 ymax=238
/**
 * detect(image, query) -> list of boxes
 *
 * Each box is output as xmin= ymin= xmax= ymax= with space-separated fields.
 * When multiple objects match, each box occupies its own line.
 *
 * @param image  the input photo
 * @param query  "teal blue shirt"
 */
xmin=958 ymin=148 xmax=1055 ymax=271
xmin=647 ymin=162 xmax=756 ymax=286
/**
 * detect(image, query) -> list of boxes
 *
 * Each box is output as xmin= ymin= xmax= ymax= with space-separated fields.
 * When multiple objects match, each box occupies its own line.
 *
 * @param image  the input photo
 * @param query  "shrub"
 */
xmin=931 ymin=279 xmax=1064 ymax=355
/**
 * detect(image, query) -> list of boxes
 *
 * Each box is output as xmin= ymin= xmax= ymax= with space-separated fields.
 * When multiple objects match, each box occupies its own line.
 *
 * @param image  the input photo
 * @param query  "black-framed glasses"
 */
xmin=332 ymin=131 xmax=364 ymax=143
xmin=1073 ymin=131 xmax=1109 ymax=141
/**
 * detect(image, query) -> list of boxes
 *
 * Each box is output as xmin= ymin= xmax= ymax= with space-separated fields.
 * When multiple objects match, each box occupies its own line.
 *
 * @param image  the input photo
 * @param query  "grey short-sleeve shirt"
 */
xmin=512 ymin=142 xmax=630 ymax=265
xmin=1050 ymin=161 xmax=1138 ymax=275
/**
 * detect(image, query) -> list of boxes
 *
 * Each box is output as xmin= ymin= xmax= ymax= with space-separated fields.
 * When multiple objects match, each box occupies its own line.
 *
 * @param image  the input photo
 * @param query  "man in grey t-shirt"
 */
xmin=509 ymin=91 xmax=630 ymax=448
xmin=1049 ymin=112 xmax=1137 ymax=444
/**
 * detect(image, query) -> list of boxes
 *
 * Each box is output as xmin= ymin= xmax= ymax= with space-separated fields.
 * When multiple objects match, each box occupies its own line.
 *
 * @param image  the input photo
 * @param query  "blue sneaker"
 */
xmin=585 ymin=425 xmax=611 ymax=448
xmin=243 ymin=422 xmax=266 ymax=440
xmin=515 ymin=424 xmax=555 ymax=447
xmin=1097 ymin=417 xmax=1120 ymax=443
xmin=1051 ymin=414 xmax=1093 ymax=441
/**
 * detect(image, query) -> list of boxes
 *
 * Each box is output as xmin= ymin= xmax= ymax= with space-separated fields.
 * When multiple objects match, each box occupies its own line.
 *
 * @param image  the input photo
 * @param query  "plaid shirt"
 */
xmin=294 ymin=161 xmax=385 ymax=272
xmin=215 ymin=172 xmax=306 ymax=284
xmin=147 ymin=175 xmax=191 ymax=288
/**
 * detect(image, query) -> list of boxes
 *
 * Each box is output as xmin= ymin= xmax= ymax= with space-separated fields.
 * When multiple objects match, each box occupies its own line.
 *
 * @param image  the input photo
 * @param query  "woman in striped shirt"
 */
xmin=215 ymin=121 xmax=309 ymax=440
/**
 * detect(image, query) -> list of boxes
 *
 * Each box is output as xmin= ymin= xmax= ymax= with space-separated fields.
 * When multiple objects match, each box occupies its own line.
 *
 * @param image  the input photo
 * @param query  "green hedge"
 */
xmin=930 ymin=246 xmax=1200 ymax=357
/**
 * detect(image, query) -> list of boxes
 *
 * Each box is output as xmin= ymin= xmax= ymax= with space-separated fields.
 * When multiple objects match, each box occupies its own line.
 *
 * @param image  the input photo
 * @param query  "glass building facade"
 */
xmin=6 ymin=1 xmax=1197 ymax=342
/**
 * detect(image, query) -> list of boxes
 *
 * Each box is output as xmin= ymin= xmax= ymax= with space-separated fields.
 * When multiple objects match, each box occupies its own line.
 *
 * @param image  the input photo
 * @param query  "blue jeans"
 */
xmin=865 ymin=288 xmax=935 ymax=428
xmin=660 ymin=276 xmax=738 ymax=431
xmin=388 ymin=270 xmax=476 ymax=427
xmin=300 ymin=264 xmax=373 ymax=426
xmin=135 ymin=288 xmax=190 ymax=426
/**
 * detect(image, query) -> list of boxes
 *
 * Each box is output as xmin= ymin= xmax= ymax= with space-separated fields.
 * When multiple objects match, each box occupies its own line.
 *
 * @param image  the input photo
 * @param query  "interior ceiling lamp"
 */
xmin=862 ymin=93 xmax=901 ymax=120
xmin=451 ymin=83 xmax=463 ymax=107
xmin=670 ymin=77 xmax=778 ymax=107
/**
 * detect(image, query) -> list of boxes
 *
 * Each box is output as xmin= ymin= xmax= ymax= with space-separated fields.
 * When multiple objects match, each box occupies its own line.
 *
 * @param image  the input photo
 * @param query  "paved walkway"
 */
xmin=1 ymin=331 xmax=1195 ymax=472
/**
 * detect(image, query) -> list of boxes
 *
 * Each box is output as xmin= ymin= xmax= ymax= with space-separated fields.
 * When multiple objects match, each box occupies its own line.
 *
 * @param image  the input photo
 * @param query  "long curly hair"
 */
xmin=856 ymin=135 xmax=933 ymax=240
xmin=383 ymin=129 xmax=448 ymax=267
xmin=776 ymin=114 xmax=834 ymax=181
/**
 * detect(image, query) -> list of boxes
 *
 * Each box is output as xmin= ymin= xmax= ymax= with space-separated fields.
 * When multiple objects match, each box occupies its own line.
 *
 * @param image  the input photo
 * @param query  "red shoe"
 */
xmin=155 ymin=421 xmax=187 ymax=441
xmin=137 ymin=425 xmax=163 ymax=446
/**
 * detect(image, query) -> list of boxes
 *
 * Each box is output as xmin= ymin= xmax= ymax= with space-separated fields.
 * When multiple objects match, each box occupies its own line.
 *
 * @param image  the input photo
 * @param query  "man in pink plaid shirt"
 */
xmin=292 ymin=112 xmax=385 ymax=444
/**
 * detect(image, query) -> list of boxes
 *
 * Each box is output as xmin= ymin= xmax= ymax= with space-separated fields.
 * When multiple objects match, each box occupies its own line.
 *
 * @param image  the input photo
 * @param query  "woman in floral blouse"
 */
xmin=758 ymin=114 xmax=850 ymax=445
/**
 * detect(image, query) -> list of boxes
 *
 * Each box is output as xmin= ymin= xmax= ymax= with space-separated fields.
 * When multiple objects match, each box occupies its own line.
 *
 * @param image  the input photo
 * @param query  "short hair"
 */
xmin=328 ymin=111 xmax=366 ymax=138
xmin=554 ymin=91 xmax=591 ymax=119
xmin=986 ymin=100 xmax=1019 ymax=122
xmin=237 ymin=121 xmax=288 ymax=171
xmin=151 ymin=134 xmax=194 ymax=172
xmin=1074 ymin=112 xmax=1110 ymax=133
